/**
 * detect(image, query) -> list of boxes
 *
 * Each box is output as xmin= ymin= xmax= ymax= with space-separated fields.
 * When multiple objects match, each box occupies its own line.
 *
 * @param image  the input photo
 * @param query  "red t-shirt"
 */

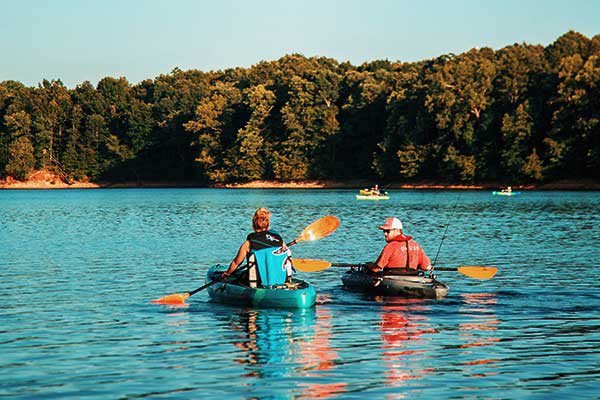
xmin=375 ymin=237 xmax=431 ymax=270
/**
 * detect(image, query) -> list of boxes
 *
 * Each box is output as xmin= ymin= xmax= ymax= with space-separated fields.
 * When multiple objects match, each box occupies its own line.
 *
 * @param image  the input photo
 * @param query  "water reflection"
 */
xmin=298 ymin=304 xmax=347 ymax=399
xmin=229 ymin=308 xmax=311 ymax=378
xmin=375 ymin=297 xmax=437 ymax=390
xmin=458 ymin=293 xmax=500 ymax=378
xmin=226 ymin=304 xmax=347 ymax=399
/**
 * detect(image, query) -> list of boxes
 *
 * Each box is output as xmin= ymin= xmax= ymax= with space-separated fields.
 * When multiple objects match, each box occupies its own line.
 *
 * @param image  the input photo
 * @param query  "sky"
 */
xmin=1 ymin=0 xmax=598 ymax=88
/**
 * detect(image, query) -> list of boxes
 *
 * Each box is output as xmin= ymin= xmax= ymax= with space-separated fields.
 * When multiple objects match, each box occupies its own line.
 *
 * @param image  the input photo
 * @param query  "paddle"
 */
xmin=151 ymin=215 xmax=340 ymax=305
xmin=292 ymin=258 xmax=497 ymax=280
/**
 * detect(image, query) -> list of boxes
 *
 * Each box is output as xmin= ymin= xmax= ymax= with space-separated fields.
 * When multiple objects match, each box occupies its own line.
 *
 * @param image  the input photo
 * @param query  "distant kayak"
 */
xmin=359 ymin=189 xmax=373 ymax=195
xmin=492 ymin=191 xmax=521 ymax=196
xmin=356 ymin=194 xmax=390 ymax=200
xmin=206 ymin=264 xmax=316 ymax=309
xmin=342 ymin=266 xmax=449 ymax=299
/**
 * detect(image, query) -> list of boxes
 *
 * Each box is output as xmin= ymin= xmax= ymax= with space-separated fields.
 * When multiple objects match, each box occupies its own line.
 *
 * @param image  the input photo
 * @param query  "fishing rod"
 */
xmin=432 ymin=193 xmax=462 ymax=266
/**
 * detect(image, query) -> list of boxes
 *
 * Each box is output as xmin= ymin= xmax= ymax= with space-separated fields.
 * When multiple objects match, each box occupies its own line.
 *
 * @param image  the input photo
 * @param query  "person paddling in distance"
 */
xmin=222 ymin=208 xmax=293 ymax=287
xmin=367 ymin=217 xmax=432 ymax=275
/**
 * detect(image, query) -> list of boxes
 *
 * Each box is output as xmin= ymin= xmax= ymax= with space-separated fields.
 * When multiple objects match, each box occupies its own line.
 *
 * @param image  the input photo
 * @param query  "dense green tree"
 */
xmin=546 ymin=54 xmax=600 ymax=178
xmin=224 ymin=85 xmax=275 ymax=181
xmin=545 ymin=31 xmax=592 ymax=69
xmin=340 ymin=68 xmax=392 ymax=179
xmin=184 ymin=81 xmax=242 ymax=182
xmin=499 ymin=101 xmax=540 ymax=180
xmin=5 ymin=136 xmax=35 ymax=180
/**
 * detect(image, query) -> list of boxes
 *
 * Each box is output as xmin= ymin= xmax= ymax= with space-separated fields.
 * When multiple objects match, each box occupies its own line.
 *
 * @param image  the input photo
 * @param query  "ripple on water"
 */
xmin=0 ymin=189 xmax=599 ymax=399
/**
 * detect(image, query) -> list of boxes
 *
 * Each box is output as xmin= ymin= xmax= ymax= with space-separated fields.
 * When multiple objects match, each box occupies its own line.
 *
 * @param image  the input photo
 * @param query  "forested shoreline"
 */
xmin=1 ymin=31 xmax=598 ymax=186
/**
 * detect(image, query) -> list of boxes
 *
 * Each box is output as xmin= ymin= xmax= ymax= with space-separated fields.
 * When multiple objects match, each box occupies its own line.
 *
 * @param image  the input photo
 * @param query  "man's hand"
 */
xmin=367 ymin=263 xmax=382 ymax=273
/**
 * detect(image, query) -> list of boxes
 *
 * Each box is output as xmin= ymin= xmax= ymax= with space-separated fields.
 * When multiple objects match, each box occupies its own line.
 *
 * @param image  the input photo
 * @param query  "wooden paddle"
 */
xmin=151 ymin=215 xmax=340 ymax=305
xmin=292 ymin=258 xmax=497 ymax=280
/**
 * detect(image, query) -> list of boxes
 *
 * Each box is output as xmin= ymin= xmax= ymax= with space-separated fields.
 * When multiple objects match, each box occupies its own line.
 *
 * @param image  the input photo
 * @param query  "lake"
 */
xmin=1 ymin=189 xmax=599 ymax=399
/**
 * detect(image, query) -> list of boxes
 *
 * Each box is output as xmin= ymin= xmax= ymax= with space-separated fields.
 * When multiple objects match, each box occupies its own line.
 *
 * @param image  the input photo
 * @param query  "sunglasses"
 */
xmin=383 ymin=229 xmax=391 ymax=233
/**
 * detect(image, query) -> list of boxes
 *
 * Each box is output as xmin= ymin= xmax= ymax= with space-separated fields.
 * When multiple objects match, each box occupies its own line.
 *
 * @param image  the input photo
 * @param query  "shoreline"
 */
xmin=1 ymin=177 xmax=599 ymax=191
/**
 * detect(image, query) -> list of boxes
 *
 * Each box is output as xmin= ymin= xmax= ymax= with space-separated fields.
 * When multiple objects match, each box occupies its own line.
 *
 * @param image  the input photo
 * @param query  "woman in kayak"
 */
xmin=222 ymin=208 xmax=293 ymax=287
xmin=367 ymin=217 xmax=432 ymax=275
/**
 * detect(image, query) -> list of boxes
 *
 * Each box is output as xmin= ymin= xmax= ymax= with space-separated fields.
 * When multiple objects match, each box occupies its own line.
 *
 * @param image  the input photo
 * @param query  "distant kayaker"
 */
xmin=222 ymin=207 xmax=293 ymax=287
xmin=371 ymin=184 xmax=380 ymax=195
xmin=367 ymin=217 xmax=432 ymax=274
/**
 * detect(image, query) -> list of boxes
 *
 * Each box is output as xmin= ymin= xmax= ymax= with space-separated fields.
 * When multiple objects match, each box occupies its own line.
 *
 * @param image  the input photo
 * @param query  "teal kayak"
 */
xmin=341 ymin=265 xmax=449 ymax=299
xmin=206 ymin=264 xmax=317 ymax=309
xmin=492 ymin=191 xmax=521 ymax=196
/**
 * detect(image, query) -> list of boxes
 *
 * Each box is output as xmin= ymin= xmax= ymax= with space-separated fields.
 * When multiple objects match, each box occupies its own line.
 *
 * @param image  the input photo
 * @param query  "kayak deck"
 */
xmin=206 ymin=264 xmax=316 ymax=309
xmin=356 ymin=194 xmax=390 ymax=200
xmin=492 ymin=191 xmax=521 ymax=196
xmin=341 ymin=266 xmax=449 ymax=299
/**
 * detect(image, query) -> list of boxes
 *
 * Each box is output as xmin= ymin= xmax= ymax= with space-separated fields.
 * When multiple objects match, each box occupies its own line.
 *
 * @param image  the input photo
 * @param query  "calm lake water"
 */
xmin=1 ymin=189 xmax=599 ymax=399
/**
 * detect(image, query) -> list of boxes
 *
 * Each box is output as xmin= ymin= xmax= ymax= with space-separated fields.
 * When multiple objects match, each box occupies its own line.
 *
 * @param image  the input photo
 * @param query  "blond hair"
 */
xmin=252 ymin=208 xmax=271 ymax=231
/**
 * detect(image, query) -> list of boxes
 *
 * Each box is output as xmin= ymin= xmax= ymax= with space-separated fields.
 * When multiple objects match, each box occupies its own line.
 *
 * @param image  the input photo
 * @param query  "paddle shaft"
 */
xmin=432 ymin=267 xmax=459 ymax=272
xmin=331 ymin=263 xmax=467 ymax=272
xmin=188 ymin=262 xmax=253 ymax=296
xmin=188 ymin=276 xmax=224 ymax=296
xmin=330 ymin=262 xmax=427 ymax=271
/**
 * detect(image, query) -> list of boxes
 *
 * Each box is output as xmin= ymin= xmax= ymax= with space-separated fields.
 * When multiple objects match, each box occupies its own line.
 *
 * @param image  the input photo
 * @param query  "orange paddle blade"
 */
xmin=151 ymin=292 xmax=190 ymax=305
xmin=293 ymin=258 xmax=332 ymax=272
xmin=457 ymin=266 xmax=497 ymax=279
xmin=295 ymin=215 xmax=340 ymax=243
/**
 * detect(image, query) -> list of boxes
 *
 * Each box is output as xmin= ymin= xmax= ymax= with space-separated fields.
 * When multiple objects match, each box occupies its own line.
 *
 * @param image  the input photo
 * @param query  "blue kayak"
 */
xmin=206 ymin=264 xmax=317 ymax=309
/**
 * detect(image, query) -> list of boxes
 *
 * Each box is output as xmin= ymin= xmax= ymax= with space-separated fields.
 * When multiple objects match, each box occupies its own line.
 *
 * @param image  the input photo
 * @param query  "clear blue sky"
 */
xmin=1 ymin=0 xmax=598 ymax=88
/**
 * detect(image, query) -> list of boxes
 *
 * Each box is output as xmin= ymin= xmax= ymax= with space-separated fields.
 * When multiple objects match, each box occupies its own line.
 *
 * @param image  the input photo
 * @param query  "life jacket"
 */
xmin=390 ymin=234 xmax=413 ymax=243
xmin=246 ymin=231 xmax=290 ymax=287
xmin=380 ymin=234 xmax=423 ymax=275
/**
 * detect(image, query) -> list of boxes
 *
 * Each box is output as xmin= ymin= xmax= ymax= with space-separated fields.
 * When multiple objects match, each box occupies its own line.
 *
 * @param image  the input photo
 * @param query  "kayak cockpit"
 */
xmin=341 ymin=265 xmax=449 ymax=299
xmin=206 ymin=264 xmax=317 ymax=309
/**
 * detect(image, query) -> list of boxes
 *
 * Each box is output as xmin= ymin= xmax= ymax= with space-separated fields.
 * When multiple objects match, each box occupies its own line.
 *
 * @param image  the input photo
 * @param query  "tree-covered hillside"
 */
xmin=1 ymin=31 xmax=598 ymax=184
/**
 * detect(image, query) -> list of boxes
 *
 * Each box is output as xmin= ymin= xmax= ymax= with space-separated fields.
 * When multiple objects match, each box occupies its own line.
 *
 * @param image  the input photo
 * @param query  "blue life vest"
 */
xmin=250 ymin=247 xmax=289 ymax=286
xmin=246 ymin=230 xmax=291 ymax=287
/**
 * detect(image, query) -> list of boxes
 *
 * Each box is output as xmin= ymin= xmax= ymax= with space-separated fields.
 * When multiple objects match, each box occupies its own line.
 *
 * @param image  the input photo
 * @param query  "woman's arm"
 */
xmin=223 ymin=240 xmax=251 ymax=277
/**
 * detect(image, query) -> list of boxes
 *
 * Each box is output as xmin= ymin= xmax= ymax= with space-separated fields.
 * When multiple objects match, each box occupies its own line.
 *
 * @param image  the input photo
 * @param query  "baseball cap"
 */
xmin=378 ymin=217 xmax=403 ymax=230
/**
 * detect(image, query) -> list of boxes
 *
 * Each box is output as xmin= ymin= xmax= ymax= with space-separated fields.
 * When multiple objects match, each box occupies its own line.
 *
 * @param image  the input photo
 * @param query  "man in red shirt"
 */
xmin=368 ymin=217 xmax=432 ymax=274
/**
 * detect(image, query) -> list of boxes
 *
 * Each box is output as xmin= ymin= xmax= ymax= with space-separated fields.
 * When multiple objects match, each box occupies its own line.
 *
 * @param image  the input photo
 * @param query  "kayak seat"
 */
xmin=381 ymin=268 xmax=423 ymax=276
xmin=249 ymin=247 xmax=291 ymax=287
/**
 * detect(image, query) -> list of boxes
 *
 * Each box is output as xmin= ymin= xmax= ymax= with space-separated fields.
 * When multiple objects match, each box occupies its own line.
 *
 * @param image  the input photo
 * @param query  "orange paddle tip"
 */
xmin=457 ymin=266 xmax=498 ymax=279
xmin=293 ymin=258 xmax=332 ymax=272
xmin=150 ymin=293 xmax=190 ymax=305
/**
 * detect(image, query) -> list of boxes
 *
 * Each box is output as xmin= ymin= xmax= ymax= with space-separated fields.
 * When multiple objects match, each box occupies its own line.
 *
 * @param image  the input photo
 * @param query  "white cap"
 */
xmin=378 ymin=217 xmax=403 ymax=230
